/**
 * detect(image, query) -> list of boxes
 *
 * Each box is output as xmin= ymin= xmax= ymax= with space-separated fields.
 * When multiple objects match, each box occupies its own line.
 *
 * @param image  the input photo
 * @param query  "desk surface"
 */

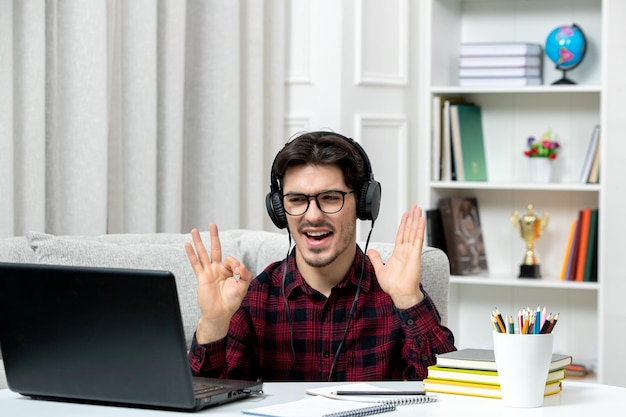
xmin=1 ymin=380 xmax=624 ymax=416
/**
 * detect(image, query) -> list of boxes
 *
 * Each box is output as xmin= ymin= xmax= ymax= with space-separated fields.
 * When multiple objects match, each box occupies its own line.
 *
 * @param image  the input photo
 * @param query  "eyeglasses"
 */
xmin=282 ymin=190 xmax=355 ymax=216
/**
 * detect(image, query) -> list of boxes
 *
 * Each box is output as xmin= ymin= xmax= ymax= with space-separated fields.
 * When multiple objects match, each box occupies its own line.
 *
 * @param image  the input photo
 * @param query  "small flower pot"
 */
xmin=529 ymin=158 xmax=553 ymax=183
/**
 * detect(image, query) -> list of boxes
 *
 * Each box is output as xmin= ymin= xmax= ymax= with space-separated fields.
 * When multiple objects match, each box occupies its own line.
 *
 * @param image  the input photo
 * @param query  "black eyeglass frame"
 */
xmin=281 ymin=190 xmax=355 ymax=216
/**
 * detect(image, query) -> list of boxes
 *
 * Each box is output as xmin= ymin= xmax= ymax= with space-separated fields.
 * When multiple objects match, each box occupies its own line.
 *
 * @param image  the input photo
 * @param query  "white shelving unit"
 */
xmin=417 ymin=0 xmax=626 ymax=385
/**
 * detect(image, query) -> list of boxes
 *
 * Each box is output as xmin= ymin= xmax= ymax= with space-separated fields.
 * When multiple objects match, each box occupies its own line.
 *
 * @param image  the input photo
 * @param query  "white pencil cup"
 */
xmin=493 ymin=332 xmax=554 ymax=408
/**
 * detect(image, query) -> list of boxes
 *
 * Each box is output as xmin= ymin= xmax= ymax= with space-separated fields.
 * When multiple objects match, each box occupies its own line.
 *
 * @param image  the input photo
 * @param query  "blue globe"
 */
xmin=545 ymin=24 xmax=586 ymax=84
xmin=545 ymin=24 xmax=586 ymax=70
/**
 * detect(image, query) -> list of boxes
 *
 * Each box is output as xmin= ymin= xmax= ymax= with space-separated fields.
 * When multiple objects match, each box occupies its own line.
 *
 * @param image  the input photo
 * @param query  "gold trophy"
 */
xmin=511 ymin=204 xmax=549 ymax=278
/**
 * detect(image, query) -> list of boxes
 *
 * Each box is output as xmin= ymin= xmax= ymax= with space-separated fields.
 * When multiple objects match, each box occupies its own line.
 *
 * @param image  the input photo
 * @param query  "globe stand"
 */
xmin=552 ymin=69 xmax=576 ymax=85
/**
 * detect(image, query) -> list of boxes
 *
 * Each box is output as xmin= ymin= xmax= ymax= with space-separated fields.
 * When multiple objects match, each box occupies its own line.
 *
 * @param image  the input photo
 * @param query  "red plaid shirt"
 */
xmin=189 ymin=247 xmax=456 ymax=381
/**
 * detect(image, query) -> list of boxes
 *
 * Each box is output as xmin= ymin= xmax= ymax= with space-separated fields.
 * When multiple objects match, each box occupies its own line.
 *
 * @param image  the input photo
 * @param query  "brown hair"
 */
xmin=272 ymin=131 xmax=368 ymax=195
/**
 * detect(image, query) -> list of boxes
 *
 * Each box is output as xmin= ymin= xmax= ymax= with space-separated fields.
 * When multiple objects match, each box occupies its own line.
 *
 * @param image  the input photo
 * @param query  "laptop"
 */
xmin=0 ymin=262 xmax=263 ymax=411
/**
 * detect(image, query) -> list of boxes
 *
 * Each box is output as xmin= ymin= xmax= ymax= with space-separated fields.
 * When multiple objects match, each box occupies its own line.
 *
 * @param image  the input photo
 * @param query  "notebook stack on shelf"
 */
xmin=459 ymin=42 xmax=543 ymax=87
xmin=424 ymin=348 xmax=571 ymax=399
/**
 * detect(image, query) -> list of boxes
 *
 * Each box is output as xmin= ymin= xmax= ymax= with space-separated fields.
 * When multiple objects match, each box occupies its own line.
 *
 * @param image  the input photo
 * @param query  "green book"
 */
xmin=450 ymin=104 xmax=488 ymax=181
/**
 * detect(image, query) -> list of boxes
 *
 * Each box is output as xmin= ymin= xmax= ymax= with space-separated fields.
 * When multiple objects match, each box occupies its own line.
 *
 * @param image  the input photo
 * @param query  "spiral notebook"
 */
xmin=241 ymin=395 xmax=395 ymax=417
xmin=306 ymin=383 xmax=438 ymax=405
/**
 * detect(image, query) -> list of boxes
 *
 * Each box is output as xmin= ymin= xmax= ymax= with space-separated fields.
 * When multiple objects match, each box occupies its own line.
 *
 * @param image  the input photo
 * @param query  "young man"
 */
xmin=185 ymin=131 xmax=455 ymax=381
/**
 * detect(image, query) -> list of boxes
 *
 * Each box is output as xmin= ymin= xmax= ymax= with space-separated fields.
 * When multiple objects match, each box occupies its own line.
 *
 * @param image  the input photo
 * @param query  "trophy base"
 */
xmin=519 ymin=264 xmax=541 ymax=279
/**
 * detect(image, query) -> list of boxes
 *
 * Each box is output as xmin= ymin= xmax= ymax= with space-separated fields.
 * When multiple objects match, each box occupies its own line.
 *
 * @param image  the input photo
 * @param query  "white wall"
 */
xmin=284 ymin=0 xmax=416 ymax=244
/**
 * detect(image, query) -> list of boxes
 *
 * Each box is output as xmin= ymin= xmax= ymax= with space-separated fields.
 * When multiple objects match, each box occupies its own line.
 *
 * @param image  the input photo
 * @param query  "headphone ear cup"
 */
xmin=357 ymin=180 xmax=382 ymax=221
xmin=266 ymin=192 xmax=288 ymax=229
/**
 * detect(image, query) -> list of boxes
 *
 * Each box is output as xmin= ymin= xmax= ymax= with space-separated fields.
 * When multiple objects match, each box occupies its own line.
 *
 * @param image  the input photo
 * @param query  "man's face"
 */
xmin=282 ymin=163 xmax=357 ymax=269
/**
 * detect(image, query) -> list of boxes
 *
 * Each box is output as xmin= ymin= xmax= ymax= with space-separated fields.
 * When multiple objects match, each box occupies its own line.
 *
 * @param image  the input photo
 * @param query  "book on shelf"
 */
xmin=579 ymin=124 xmax=601 ymax=183
xmin=587 ymin=131 xmax=601 ymax=184
xmin=306 ymin=383 xmax=438 ymax=405
xmin=460 ymin=76 xmax=542 ymax=87
xmin=562 ymin=208 xmax=599 ymax=282
xmin=565 ymin=214 xmax=582 ymax=281
xmin=423 ymin=378 xmax=562 ymax=399
xmin=560 ymin=220 xmax=577 ymax=280
xmin=574 ymin=208 xmax=592 ymax=282
xmin=437 ymin=197 xmax=488 ymax=275
xmin=583 ymin=209 xmax=599 ymax=282
xmin=431 ymin=95 xmax=442 ymax=181
xmin=564 ymin=363 xmax=593 ymax=378
xmin=425 ymin=208 xmax=448 ymax=255
xmin=435 ymin=348 xmax=572 ymax=372
xmin=459 ymin=55 xmax=542 ymax=68
xmin=449 ymin=103 xmax=488 ymax=181
xmin=426 ymin=365 xmax=565 ymax=386
xmin=435 ymin=96 xmax=466 ymax=182
xmin=460 ymin=42 xmax=543 ymax=56
xmin=459 ymin=67 xmax=541 ymax=78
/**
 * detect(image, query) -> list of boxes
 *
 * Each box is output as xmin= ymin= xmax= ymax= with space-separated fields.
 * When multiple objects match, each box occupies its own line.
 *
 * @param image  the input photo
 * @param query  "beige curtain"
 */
xmin=0 ymin=0 xmax=285 ymax=237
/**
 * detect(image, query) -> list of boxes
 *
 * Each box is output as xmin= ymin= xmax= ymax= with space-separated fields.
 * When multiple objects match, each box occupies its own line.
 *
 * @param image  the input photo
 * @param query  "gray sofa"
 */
xmin=0 ymin=229 xmax=450 ymax=390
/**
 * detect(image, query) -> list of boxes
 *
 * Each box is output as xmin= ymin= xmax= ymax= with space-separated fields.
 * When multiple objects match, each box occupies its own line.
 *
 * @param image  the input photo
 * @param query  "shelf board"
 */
xmin=429 ymin=181 xmax=600 ymax=192
xmin=431 ymin=85 xmax=602 ymax=95
xmin=450 ymin=275 xmax=599 ymax=290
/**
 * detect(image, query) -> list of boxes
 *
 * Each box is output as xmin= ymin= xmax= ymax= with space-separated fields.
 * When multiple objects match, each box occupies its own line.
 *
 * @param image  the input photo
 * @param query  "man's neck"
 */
xmin=294 ymin=245 xmax=357 ymax=297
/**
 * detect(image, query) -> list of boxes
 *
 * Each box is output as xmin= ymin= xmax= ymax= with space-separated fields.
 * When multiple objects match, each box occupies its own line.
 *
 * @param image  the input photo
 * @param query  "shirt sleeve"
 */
xmin=187 ymin=310 xmax=260 ymax=380
xmin=395 ymin=287 xmax=457 ymax=380
xmin=188 ymin=332 xmax=229 ymax=378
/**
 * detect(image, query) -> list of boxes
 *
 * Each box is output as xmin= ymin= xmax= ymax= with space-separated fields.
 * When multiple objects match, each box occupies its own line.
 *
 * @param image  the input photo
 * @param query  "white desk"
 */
xmin=1 ymin=380 xmax=624 ymax=416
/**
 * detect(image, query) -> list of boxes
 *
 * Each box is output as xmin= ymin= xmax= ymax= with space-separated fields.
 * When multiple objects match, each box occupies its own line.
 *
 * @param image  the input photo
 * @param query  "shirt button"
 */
xmin=323 ymin=352 xmax=330 ymax=358
xmin=406 ymin=318 xmax=415 ymax=326
xmin=422 ymin=355 xmax=430 ymax=362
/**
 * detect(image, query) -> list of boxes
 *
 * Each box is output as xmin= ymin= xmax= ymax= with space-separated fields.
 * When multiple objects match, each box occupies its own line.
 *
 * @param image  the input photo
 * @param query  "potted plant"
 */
xmin=524 ymin=131 xmax=560 ymax=182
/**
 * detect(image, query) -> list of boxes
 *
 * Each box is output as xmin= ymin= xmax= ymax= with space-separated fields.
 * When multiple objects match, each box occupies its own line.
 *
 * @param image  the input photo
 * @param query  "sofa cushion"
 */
xmin=26 ymin=231 xmax=240 ymax=348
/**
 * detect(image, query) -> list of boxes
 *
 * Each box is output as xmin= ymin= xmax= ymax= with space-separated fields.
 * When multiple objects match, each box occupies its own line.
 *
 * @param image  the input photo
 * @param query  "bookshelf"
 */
xmin=417 ymin=0 xmax=626 ymax=385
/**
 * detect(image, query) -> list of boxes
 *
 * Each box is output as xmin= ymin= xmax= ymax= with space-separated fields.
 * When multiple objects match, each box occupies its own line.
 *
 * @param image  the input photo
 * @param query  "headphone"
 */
xmin=265 ymin=132 xmax=382 ymax=229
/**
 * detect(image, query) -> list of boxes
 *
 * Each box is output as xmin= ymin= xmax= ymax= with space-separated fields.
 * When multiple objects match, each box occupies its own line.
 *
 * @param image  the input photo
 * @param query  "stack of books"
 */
xmin=459 ymin=42 xmax=543 ymax=87
xmin=424 ymin=348 xmax=571 ymax=399
xmin=560 ymin=207 xmax=599 ymax=282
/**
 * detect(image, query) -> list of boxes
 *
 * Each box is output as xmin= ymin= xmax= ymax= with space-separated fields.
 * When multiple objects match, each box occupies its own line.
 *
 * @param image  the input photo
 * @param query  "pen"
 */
xmin=332 ymin=391 xmax=426 ymax=396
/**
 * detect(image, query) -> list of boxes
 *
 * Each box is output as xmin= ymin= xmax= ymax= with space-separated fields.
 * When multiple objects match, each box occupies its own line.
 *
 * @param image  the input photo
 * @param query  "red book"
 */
xmin=575 ymin=208 xmax=592 ymax=282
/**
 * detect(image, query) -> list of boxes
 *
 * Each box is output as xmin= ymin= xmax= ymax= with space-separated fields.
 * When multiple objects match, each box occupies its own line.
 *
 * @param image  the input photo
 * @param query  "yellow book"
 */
xmin=560 ymin=220 xmax=577 ymax=280
xmin=427 ymin=365 xmax=566 ymax=386
xmin=423 ymin=378 xmax=562 ymax=399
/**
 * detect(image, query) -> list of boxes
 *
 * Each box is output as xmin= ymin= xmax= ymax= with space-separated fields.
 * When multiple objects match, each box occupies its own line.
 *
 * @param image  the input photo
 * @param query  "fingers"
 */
xmin=209 ymin=223 xmax=223 ymax=264
xmin=396 ymin=204 xmax=424 ymax=246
